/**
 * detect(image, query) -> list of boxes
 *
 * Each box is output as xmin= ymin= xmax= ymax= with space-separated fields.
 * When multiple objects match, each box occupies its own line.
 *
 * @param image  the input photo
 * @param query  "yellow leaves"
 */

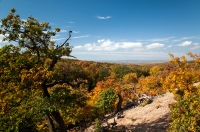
xmin=170 ymin=83 xmax=176 ymax=90
xmin=172 ymin=57 xmax=181 ymax=66
xmin=55 ymin=28 xmax=60 ymax=32
xmin=181 ymin=56 xmax=187 ymax=62
xmin=45 ymin=58 xmax=52 ymax=64
xmin=194 ymin=58 xmax=200 ymax=66
xmin=184 ymin=90 xmax=191 ymax=97
xmin=20 ymin=64 xmax=55 ymax=88
xmin=141 ymin=53 xmax=200 ymax=131
xmin=45 ymin=71 xmax=55 ymax=78
xmin=137 ymin=76 xmax=163 ymax=96
xmin=149 ymin=66 xmax=162 ymax=76
xmin=164 ymin=53 xmax=200 ymax=98
xmin=188 ymin=84 xmax=194 ymax=91
xmin=171 ymin=75 xmax=177 ymax=81
xmin=21 ymin=69 xmax=31 ymax=82
xmin=123 ymin=72 xmax=137 ymax=84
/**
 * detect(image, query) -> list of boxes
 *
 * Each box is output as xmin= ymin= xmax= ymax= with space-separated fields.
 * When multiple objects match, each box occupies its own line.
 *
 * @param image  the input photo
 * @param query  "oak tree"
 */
xmin=0 ymin=8 xmax=75 ymax=131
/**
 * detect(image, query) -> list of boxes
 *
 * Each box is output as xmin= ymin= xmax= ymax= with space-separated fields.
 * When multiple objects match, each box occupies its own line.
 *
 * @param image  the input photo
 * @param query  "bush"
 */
xmin=168 ymin=93 xmax=200 ymax=132
xmin=95 ymin=88 xmax=118 ymax=113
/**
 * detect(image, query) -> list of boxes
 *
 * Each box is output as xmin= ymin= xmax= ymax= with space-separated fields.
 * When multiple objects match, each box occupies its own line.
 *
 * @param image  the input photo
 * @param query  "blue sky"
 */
xmin=0 ymin=0 xmax=200 ymax=61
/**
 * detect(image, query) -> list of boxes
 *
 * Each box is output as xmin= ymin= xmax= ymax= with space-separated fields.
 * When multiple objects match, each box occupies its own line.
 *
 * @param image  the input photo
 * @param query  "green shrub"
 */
xmin=167 ymin=93 xmax=200 ymax=132
xmin=95 ymin=88 xmax=118 ymax=113
xmin=94 ymin=118 xmax=102 ymax=132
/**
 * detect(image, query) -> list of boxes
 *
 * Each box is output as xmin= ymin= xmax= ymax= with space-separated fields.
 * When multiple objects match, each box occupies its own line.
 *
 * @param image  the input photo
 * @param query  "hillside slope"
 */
xmin=85 ymin=92 xmax=176 ymax=132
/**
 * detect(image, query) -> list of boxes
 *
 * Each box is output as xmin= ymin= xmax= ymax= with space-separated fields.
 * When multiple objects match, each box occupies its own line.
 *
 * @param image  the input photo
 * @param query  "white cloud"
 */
xmin=73 ymin=31 xmax=80 ymax=33
xmin=74 ymin=45 xmax=82 ymax=49
xmin=75 ymin=39 xmax=142 ymax=51
xmin=120 ymin=42 xmax=142 ymax=49
xmin=73 ymin=35 xmax=89 ymax=39
xmin=167 ymin=45 xmax=172 ymax=48
xmin=97 ymin=16 xmax=111 ymax=19
xmin=60 ymin=29 xmax=68 ymax=33
xmin=178 ymin=41 xmax=192 ymax=46
xmin=97 ymin=39 xmax=105 ymax=43
xmin=61 ymin=26 xmax=72 ymax=28
xmin=21 ymin=19 xmax=27 ymax=22
xmin=190 ymin=43 xmax=200 ymax=50
xmin=147 ymin=37 xmax=174 ymax=42
xmin=69 ymin=22 xmax=74 ymax=24
xmin=51 ymin=38 xmax=66 ymax=41
xmin=51 ymin=35 xmax=66 ymax=41
xmin=190 ymin=46 xmax=200 ymax=50
xmin=137 ymin=37 xmax=174 ymax=42
xmin=172 ymin=36 xmax=196 ymax=42
xmin=82 ymin=40 xmax=118 ymax=51
xmin=146 ymin=43 xmax=164 ymax=49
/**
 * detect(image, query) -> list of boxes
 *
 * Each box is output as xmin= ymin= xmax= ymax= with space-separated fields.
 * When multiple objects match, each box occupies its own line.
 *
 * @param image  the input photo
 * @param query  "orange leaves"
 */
xmin=87 ymin=77 xmax=118 ymax=105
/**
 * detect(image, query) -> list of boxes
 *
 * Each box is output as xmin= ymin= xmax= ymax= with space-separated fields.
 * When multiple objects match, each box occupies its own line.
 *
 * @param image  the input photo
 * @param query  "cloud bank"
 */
xmin=75 ymin=39 xmax=142 ymax=51
xmin=74 ymin=39 xmax=166 ymax=51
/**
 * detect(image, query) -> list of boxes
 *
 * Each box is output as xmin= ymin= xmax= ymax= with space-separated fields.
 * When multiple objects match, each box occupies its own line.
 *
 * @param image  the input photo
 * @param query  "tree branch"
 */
xmin=45 ymin=76 xmax=88 ymax=89
xmin=57 ymin=31 xmax=72 ymax=49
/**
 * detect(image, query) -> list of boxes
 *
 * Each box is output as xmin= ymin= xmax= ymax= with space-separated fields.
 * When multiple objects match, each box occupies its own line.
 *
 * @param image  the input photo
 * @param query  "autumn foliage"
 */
xmin=163 ymin=53 xmax=200 ymax=132
xmin=1 ymin=8 xmax=200 ymax=132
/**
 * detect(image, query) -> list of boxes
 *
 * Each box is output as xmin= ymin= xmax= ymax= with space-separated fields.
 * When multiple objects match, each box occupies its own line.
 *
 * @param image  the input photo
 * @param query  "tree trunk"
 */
xmin=51 ymin=111 xmax=67 ymax=132
xmin=116 ymin=93 xmax=123 ymax=113
xmin=42 ymin=84 xmax=66 ymax=132
xmin=43 ymin=115 xmax=56 ymax=132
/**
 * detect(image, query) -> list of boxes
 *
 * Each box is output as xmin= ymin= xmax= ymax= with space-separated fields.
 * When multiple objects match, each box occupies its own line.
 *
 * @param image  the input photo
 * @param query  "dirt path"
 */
xmin=85 ymin=92 xmax=176 ymax=132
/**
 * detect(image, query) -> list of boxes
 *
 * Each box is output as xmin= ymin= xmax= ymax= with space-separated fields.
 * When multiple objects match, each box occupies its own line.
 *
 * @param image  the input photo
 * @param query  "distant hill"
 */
xmin=94 ymin=60 xmax=168 ymax=64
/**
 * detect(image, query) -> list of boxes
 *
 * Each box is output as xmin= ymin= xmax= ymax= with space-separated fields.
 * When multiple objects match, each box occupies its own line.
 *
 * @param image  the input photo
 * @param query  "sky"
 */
xmin=0 ymin=0 xmax=200 ymax=61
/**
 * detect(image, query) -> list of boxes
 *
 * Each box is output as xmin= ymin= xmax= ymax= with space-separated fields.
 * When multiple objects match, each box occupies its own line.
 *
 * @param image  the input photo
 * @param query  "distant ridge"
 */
xmin=94 ymin=60 xmax=168 ymax=64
